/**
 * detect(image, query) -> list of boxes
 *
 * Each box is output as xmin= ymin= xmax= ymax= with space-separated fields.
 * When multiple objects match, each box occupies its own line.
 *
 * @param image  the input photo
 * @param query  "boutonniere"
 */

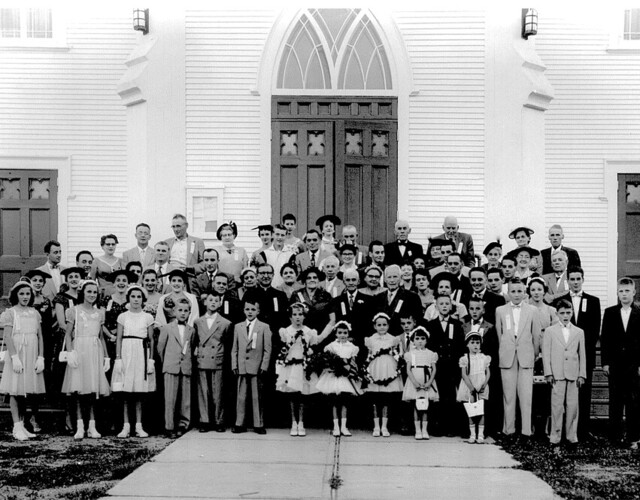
xmin=357 ymin=299 xmax=364 ymax=304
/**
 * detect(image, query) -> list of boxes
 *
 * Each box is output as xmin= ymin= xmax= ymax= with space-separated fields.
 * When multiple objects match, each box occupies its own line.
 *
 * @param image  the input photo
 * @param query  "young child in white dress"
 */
xmin=457 ymin=332 xmax=491 ymax=443
xmin=0 ymin=281 xmax=46 ymax=441
xmin=61 ymin=280 xmax=110 ymax=440
xmin=112 ymin=285 xmax=156 ymax=438
xmin=316 ymin=321 xmax=362 ymax=437
xmin=364 ymin=312 xmax=403 ymax=437
xmin=402 ymin=327 xmax=438 ymax=440
xmin=276 ymin=302 xmax=333 ymax=437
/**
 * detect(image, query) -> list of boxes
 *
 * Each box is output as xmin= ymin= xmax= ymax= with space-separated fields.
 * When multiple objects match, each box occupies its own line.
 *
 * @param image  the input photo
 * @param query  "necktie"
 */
xmin=310 ymin=252 xmax=316 ymax=267
xmin=349 ymin=294 xmax=354 ymax=309
xmin=140 ymin=249 xmax=145 ymax=261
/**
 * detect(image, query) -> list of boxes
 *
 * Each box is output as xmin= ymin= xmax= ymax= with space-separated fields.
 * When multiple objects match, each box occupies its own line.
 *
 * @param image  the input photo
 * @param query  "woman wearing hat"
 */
xmin=316 ymin=215 xmax=341 ymax=255
xmin=0 ymin=280 xmax=46 ymax=440
xmin=509 ymin=227 xmax=542 ymax=274
xmin=90 ymin=234 xmax=124 ymax=297
xmin=423 ymin=272 xmax=468 ymax=322
xmin=508 ymin=246 xmax=541 ymax=286
xmin=482 ymin=241 xmax=502 ymax=271
xmin=214 ymin=222 xmax=248 ymax=286
xmin=290 ymin=267 xmax=332 ymax=332
xmin=359 ymin=265 xmax=386 ymax=297
xmin=155 ymin=269 xmax=199 ymax=327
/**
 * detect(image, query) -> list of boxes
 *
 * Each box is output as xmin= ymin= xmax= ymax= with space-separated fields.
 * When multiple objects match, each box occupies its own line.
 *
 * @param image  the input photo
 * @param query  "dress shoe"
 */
xmin=253 ymin=427 xmax=267 ymax=435
xmin=199 ymin=424 xmax=210 ymax=433
xmin=215 ymin=425 xmax=226 ymax=433
xmin=231 ymin=426 xmax=246 ymax=434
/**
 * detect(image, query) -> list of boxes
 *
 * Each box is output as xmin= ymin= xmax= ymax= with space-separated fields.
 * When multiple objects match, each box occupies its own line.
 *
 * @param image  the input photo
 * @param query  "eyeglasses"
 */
xmin=258 ymin=271 xmax=273 ymax=275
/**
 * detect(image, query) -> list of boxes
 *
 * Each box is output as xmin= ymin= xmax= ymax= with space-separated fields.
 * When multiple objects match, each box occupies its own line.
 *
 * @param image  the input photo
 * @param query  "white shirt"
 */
xmin=621 ymin=307 xmax=632 ymax=331
xmin=562 ymin=325 xmax=570 ymax=344
xmin=170 ymin=239 xmax=188 ymax=268
xmin=206 ymin=312 xmax=218 ymax=329
xmin=178 ymin=324 xmax=186 ymax=344
xmin=264 ymin=246 xmax=294 ymax=288
xmin=387 ymin=289 xmax=398 ymax=305
xmin=45 ymin=261 xmax=62 ymax=292
xmin=511 ymin=303 xmax=522 ymax=334
xmin=571 ymin=292 xmax=582 ymax=321
xmin=138 ymin=246 xmax=148 ymax=262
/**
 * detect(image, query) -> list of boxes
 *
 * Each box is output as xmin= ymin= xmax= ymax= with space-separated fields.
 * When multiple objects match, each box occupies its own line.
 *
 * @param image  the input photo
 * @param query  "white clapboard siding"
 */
xmin=394 ymin=8 xmax=486 ymax=251
xmin=0 ymin=9 xmax=136 ymax=264
xmin=185 ymin=9 xmax=277 ymax=253
xmin=537 ymin=13 xmax=640 ymax=307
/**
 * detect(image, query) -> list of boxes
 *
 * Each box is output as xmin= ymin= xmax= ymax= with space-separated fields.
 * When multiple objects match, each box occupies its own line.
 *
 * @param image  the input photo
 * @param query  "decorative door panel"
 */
xmin=335 ymin=121 xmax=398 ymax=244
xmin=618 ymin=174 xmax=640 ymax=291
xmin=272 ymin=122 xmax=334 ymax=235
xmin=0 ymin=169 xmax=58 ymax=297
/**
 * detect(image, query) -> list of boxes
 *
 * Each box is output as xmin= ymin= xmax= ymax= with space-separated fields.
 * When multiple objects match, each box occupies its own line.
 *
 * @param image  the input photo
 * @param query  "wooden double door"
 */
xmin=272 ymin=97 xmax=398 ymax=243
xmin=0 ymin=169 xmax=58 ymax=297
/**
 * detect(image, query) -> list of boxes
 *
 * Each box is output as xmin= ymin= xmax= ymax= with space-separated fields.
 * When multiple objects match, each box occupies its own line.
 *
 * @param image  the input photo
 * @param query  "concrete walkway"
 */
xmin=104 ymin=430 xmax=558 ymax=500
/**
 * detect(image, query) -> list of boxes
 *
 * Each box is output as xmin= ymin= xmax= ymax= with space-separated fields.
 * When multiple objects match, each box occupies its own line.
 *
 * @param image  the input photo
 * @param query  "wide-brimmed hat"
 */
xmin=483 ymin=241 xmax=502 ymax=255
xmin=217 ymin=221 xmax=238 ymax=240
xmin=297 ymin=266 xmax=326 ymax=283
xmin=157 ymin=269 xmax=192 ymax=283
xmin=316 ymin=215 xmax=341 ymax=229
xmin=105 ymin=269 xmax=138 ymax=283
xmin=251 ymin=224 xmax=274 ymax=233
xmin=508 ymin=226 xmax=534 ymax=239
xmin=61 ymin=267 xmax=85 ymax=278
xmin=429 ymin=271 xmax=459 ymax=291
xmin=24 ymin=269 xmax=52 ymax=281
xmin=506 ymin=246 xmax=540 ymax=259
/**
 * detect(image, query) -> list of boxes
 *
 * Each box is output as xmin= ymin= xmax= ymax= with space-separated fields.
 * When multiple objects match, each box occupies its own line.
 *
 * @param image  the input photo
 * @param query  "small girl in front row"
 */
xmin=276 ymin=303 xmax=333 ymax=437
xmin=0 ymin=281 xmax=46 ymax=441
xmin=316 ymin=321 xmax=362 ymax=437
xmin=457 ymin=332 xmax=491 ymax=443
xmin=61 ymin=280 xmax=111 ymax=440
xmin=364 ymin=312 xmax=403 ymax=437
xmin=112 ymin=285 xmax=156 ymax=438
xmin=401 ymin=327 xmax=438 ymax=440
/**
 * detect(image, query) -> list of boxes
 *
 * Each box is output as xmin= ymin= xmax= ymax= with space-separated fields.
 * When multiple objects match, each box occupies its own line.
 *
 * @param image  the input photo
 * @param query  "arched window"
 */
xmin=277 ymin=9 xmax=393 ymax=90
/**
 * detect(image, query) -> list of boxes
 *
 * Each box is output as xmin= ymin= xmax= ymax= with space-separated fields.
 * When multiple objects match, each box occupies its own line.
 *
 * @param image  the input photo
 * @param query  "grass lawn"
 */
xmin=0 ymin=412 xmax=172 ymax=500
xmin=497 ymin=427 xmax=640 ymax=500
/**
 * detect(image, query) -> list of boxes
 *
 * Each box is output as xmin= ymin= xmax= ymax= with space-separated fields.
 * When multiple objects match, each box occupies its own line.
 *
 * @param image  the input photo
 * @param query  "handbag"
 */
xmin=415 ymin=397 xmax=429 ymax=411
xmin=463 ymin=398 xmax=484 ymax=418
xmin=58 ymin=308 xmax=76 ymax=362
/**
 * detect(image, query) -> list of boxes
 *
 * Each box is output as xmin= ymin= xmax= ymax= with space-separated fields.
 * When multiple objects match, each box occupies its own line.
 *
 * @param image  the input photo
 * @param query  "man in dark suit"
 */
xmin=295 ymin=230 xmax=332 ymax=273
xmin=428 ymin=216 xmax=475 ymax=267
xmin=600 ymin=277 xmax=640 ymax=446
xmin=191 ymin=248 xmax=235 ymax=299
xmin=553 ymin=266 xmax=601 ymax=440
xmin=540 ymin=224 xmax=581 ymax=275
xmin=465 ymin=267 xmax=506 ymax=326
xmin=377 ymin=265 xmax=423 ymax=333
xmin=384 ymin=220 xmax=424 ymax=266
xmin=329 ymin=269 xmax=374 ymax=353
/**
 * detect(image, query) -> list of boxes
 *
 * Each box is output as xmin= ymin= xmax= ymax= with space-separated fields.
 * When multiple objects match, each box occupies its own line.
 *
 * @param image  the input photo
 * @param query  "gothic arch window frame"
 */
xmin=273 ymin=8 xmax=397 ymax=95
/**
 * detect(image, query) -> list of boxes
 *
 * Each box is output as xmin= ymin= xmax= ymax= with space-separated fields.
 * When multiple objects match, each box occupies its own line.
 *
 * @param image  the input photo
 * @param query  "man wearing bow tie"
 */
xmin=465 ymin=267 xmax=505 ymax=326
xmin=495 ymin=278 xmax=542 ymax=436
xmin=553 ymin=266 xmax=601 ymax=440
xmin=427 ymin=216 xmax=475 ymax=267
xmin=36 ymin=240 xmax=66 ymax=300
xmin=384 ymin=220 xmax=424 ymax=266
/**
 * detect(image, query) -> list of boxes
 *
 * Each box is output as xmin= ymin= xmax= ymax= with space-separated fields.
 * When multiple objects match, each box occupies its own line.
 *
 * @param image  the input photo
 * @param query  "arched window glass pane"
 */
xmin=311 ymin=8 xmax=358 ymax=63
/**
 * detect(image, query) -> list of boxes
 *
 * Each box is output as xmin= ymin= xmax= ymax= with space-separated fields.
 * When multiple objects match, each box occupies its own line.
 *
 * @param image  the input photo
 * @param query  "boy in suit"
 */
xmin=426 ymin=294 xmax=465 ymax=436
xmin=495 ymin=278 xmax=542 ymax=436
xmin=231 ymin=294 xmax=272 ymax=434
xmin=542 ymin=299 xmax=586 ymax=446
xmin=601 ymin=277 xmax=640 ymax=446
xmin=157 ymin=299 xmax=196 ymax=438
xmin=194 ymin=292 xmax=232 ymax=432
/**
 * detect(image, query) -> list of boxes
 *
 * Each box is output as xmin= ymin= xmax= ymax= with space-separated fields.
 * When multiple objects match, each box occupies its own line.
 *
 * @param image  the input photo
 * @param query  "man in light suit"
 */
xmin=194 ymin=293 xmax=233 ymax=432
xmin=157 ymin=300 xmax=196 ymax=437
xmin=540 ymin=225 xmax=581 ymax=275
xmin=542 ymin=250 xmax=569 ymax=303
xmin=553 ymin=266 xmax=601 ymax=440
xmin=428 ymin=216 xmax=475 ymax=267
xmin=231 ymin=294 xmax=272 ymax=434
xmin=145 ymin=241 xmax=175 ymax=294
xmin=495 ymin=278 xmax=542 ymax=436
xmin=122 ymin=223 xmax=156 ymax=267
xmin=384 ymin=220 xmax=424 ymax=266
xmin=295 ymin=230 xmax=332 ymax=273
xmin=164 ymin=214 xmax=205 ymax=272
xmin=601 ymin=277 xmax=640 ymax=446
xmin=319 ymin=255 xmax=345 ymax=298
xmin=542 ymin=299 xmax=586 ymax=445
xmin=36 ymin=240 xmax=66 ymax=301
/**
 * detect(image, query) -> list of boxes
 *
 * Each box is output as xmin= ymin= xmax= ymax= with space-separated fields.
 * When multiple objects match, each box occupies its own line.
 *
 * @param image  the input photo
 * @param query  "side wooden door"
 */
xmin=272 ymin=121 xmax=334 ymax=235
xmin=0 ymin=169 xmax=58 ymax=297
xmin=618 ymin=174 xmax=640 ymax=291
xmin=335 ymin=121 xmax=398 ymax=244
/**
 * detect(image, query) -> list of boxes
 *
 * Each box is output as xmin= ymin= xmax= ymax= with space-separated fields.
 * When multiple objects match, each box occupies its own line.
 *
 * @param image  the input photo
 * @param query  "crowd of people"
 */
xmin=1 ymin=213 xmax=638 ymax=450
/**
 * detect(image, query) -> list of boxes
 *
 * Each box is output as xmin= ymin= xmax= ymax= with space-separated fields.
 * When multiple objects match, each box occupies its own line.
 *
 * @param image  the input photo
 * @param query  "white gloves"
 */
xmin=11 ymin=354 xmax=23 ymax=374
xmin=147 ymin=359 xmax=155 ymax=375
xmin=35 ymin=356 xmax=45 ymax=374
xmin=103 ymin=357 xmax=111 ymax=373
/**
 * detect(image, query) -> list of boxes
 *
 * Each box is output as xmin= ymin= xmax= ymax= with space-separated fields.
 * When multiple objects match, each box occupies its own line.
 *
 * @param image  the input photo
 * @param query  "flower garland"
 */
xmin=320 ymin=349 xmax=363 ymax=381
xmin=365 ymin=346 xmax=402 ymax=387
xmin=275 ymin=329 xmax=315 ymax=379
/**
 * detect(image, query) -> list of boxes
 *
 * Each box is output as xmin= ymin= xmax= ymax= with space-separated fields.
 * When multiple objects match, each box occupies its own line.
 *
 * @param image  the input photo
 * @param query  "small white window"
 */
xmin=0 ymin=7 xmax=66 ymax=48
xmin=624 ymin=8 xmax=640 ymax=40
xmin=186 ymin=188 xmax=225 ymax=242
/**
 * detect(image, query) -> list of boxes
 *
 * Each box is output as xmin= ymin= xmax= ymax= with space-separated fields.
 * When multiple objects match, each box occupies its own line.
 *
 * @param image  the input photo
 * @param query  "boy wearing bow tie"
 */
xmin=231 ymin=294 xmax=272 ymax=434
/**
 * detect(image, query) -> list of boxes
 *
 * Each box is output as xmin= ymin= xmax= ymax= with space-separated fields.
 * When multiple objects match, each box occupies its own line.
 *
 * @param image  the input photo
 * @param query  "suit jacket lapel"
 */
xmin=171 ymin=323 xmax=183 ymax=347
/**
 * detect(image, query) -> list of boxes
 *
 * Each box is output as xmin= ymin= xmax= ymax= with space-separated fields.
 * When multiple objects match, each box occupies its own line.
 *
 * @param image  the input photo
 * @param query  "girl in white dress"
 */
xmin=364 ymin=313 xmax=403 ymax=437
xmin=276 ymin=302 xmax=333 ymax=437
xmin=316 ymin=321 xmax=362 ymax=437
xmin=0 ymin=281 xmax=46 ymax=441
xmin=457 ymin=332 xmax=491 ymax=443
xmin=112 ymin=285 xmax=155 ymax=438
xmin=401 ymin=327 xmax=438 ymax=440
xmin=61 ymin=280 xmax=110 ymax=440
